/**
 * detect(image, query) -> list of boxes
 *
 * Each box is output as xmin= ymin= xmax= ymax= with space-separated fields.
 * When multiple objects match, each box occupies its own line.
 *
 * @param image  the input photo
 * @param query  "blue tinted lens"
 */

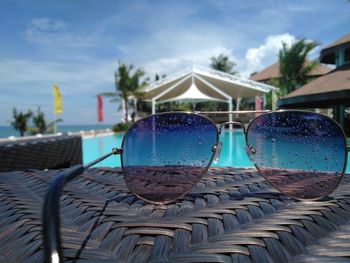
xmin=247 ymin=111 xmax=346 ymax=199
xmin=122 ymin=113 xmax=218 ymax=204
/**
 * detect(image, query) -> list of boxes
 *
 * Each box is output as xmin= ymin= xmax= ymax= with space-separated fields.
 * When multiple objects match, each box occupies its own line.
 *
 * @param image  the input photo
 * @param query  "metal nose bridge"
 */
xmin=218 ymin=121 xmax=246 ymax=134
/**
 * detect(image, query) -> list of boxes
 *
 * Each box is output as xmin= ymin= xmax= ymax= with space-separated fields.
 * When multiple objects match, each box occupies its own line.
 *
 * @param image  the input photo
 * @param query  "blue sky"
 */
xmin=0 ymin=0 xmax=349 ymax=125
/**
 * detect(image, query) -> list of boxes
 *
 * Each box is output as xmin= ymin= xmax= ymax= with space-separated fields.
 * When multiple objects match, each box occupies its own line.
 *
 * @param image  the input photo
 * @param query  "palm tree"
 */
xmin=100 ymin=62 xmax=147 ymax=123
xmin=279 ymin=39 xmax=319 ymax=94
xmin=10 ymin=108 xmax=32 ymax=137
xmin=46 ymin=118 xmax=63 ymax=134
xmin=32 ymin=107 xmax=46 ymax=134
xmin=28 ymin=107 xmax=63 ymax=135
xmin=210 ymin=54 xmax=238 ymax=75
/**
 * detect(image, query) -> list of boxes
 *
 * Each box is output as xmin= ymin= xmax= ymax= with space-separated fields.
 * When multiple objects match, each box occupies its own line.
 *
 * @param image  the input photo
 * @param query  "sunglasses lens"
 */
xmin=121 ymin=113 xmax=218 ymax=204
xmin=247 ymin=111 xmax=346 ymax=200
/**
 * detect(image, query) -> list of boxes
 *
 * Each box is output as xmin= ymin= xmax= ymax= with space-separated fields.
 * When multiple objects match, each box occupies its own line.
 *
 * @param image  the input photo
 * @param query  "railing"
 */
xmin=0 ymin=128 xmax=114 ymax=143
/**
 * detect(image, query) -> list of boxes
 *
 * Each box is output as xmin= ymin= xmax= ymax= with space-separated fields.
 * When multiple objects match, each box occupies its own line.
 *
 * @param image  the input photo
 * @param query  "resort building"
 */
xmin=249 ymin=61 xmax=331 ymax=110
xmin=250 ymin=62 xmax=331 ymax=84
xmin=279 ymin=32 xmax=350 ymax=135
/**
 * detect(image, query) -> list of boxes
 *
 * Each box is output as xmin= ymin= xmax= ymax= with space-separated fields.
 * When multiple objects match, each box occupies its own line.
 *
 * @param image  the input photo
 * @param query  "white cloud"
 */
xmin=0 ymin=59 xmax=117 ymax=94
xmin=241 ymin=33 xmax=296 ymax=77
xmin=2 ymin=0 xmax=348 ymax=126
xmin=25 ymin=18 xmax=98 ymax=47
xmin=30 ymin=18 xmax=65 ymax=30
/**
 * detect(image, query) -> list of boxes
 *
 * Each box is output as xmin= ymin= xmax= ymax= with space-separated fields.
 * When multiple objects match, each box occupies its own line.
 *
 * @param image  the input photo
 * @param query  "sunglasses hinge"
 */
xmin=112 ymin=148 xmax=123 ymax=155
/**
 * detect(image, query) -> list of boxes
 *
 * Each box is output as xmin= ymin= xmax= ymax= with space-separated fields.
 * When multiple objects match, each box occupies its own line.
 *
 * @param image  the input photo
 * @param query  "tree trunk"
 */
xmin=124 ymin=98 xmax=129 ymax=123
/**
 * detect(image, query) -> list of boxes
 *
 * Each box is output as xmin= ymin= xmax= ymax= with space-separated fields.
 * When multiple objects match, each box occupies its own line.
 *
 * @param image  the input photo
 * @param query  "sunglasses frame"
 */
xmin=119 ymin=111 xmax=220 ymax=204
xmin=43 ymin=109 xmax=349 ymax=262
xmin=242 ymin=110 xmax=349 ymax=201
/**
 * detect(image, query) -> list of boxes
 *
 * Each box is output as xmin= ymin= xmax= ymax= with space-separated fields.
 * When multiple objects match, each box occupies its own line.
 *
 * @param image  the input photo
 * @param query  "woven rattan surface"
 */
xmin=1 ymin=167 xmax=350 ymax=263
xmin=0 ymin=135 xmax=82 ymax=172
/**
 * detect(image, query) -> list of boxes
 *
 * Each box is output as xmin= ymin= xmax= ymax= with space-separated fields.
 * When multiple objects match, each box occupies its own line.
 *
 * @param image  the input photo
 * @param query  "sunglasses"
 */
xmin=43 ymin=110 xmax=349 ymax=262
xmin=116 ymin=110 xmax=349 ymax=203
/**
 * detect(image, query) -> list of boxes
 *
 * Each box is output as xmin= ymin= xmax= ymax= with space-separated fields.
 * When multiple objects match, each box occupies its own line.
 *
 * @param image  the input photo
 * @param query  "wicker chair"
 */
xmin=1 ymin=167 xmax=350 ymax=262
xmin=0 ymin=135 xmax=82 ymax=172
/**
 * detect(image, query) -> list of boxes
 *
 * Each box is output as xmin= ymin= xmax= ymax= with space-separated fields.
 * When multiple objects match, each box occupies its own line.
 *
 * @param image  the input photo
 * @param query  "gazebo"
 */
xmin=140 ymin=65 xmax=278 ymax=123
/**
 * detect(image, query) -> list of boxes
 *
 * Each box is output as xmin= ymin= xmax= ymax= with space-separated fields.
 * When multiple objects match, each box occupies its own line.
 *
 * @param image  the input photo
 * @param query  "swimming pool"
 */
xmin=83 ymin=131 xmax=350 ymax=173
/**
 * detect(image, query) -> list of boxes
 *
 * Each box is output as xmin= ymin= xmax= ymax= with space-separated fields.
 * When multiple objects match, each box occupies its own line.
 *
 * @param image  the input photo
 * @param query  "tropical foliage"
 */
xmin=10 ymin=107 xmax=63 ymax=136
xmin=279 ymin=39 xmax=319 ymax=95
xmin=10 ymin=108 xmax=32 ymax=137
xmin=28 ymin=107 xmax=63 ymax=135
xmin=112 ymin=122 xmax=131 ymax=133
xmin=210 ymin=54 xmax=237 ymax=75
xmin=99 ymin=62 xmax=148 ymax=123
xmin=262 ymin=39 xmax=319 ymax=110
xmin=32 ymin=107 xmax=46 ymax=134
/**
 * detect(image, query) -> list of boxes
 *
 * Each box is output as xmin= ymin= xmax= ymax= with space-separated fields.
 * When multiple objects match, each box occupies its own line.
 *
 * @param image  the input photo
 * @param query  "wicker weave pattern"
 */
xmin=0 ymin=135 xmax=82 ymax=172
xmin=0 ymin=167 xmax=350 ymax=263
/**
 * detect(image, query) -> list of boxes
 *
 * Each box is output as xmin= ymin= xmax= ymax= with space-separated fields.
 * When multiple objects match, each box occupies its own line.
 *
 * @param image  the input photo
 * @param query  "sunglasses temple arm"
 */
xmin=43 ymin=148 xmax=121 ymax=263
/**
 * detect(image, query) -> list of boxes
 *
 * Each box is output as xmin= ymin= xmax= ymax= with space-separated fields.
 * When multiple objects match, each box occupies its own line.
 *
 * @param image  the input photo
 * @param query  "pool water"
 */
xmin=83 ymin=131 xmax=350 ymax=173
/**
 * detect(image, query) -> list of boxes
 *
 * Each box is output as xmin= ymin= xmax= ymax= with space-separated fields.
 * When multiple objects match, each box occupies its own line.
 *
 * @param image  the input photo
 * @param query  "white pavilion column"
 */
xmin=236 ymin=97 xmax=242 ymax=111
xmin=228 ymin=99 xmax=233 ymax=131
xmin=272 ymin=91 xmax=277 ymax=111
xmin=235 ymin=97 xmax=242 ymax=126
xmin=152 ymin=99 xmax=156 ymax=115
xmin=133 ymin=98 xmax=138 ymax=116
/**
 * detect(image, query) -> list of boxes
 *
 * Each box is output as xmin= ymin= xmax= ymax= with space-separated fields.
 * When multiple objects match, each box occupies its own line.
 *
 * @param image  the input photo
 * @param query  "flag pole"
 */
xmin=53 ymin=89 xmax=57 ymax=133
xmin=54 ymin=113 xmax=57 ymax=133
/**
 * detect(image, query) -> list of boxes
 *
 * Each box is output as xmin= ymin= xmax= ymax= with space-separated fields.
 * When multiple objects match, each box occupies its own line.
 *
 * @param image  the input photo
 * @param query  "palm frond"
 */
xmin=279 ymin=39 xmax=319 ymax=92
xmin=98 ymin=92 xmax=118 ymax=98
xmin=99 ymin=62 xmax=147 ymax=121
xmin=110 ymin=98 xmax=121 ymax=103
xmin=210 ymin=54 xmax=237 ymax=75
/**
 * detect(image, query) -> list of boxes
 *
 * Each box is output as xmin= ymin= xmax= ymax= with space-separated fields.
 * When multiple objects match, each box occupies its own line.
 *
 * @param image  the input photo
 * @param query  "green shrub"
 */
xmin=112 ymin=122 xmax=131 ymax=133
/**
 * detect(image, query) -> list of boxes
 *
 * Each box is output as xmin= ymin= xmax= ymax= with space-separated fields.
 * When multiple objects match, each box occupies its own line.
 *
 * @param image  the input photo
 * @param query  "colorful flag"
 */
xmin=53 ymin=85 xmax=62 ymax=114
xmin=97 ymin=95 xmax=103 ymax=122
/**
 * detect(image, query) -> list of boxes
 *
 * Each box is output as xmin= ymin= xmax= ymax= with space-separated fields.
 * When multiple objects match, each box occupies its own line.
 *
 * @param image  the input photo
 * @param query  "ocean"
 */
xmin=0 ymin=125 xmax=113 ymax=138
